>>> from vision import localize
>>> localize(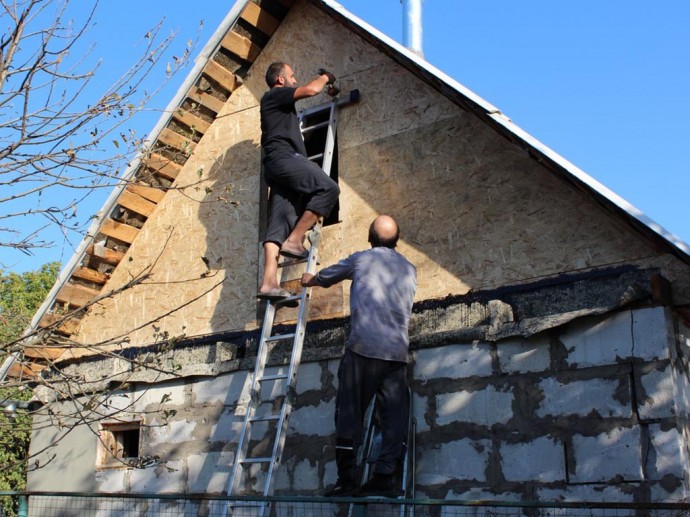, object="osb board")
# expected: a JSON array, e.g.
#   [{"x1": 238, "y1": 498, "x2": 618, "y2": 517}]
[
  {"x1": 335, "y1": 114, "x2": 666, "y2": 302},
  {"x1": 70, "y1": 90, "x2": 264, "y2": 353}
]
